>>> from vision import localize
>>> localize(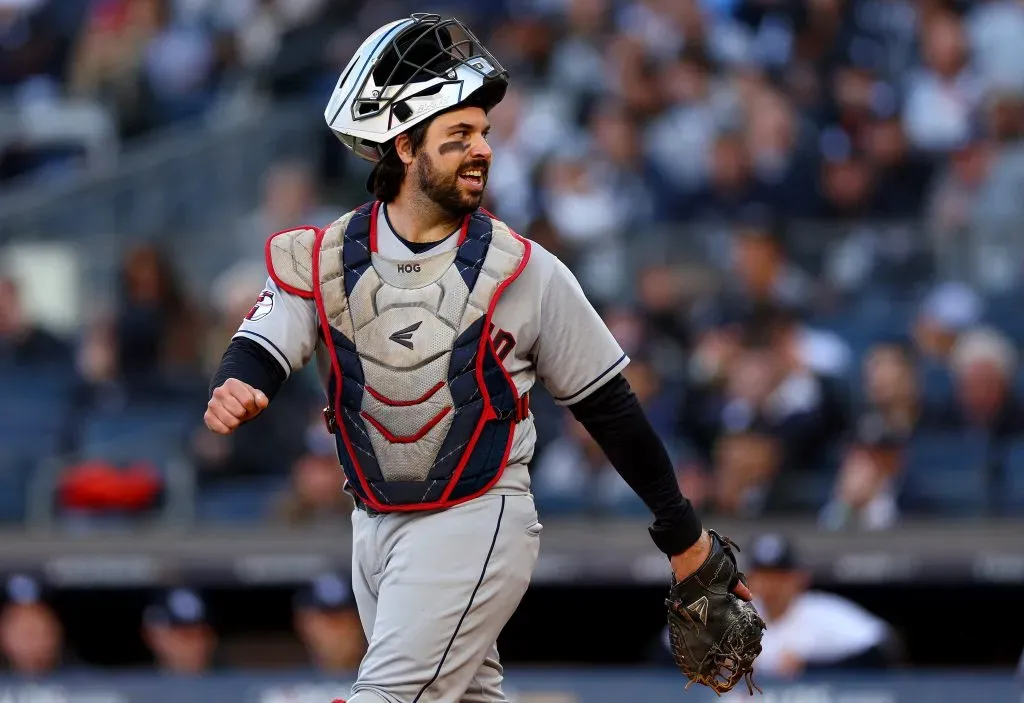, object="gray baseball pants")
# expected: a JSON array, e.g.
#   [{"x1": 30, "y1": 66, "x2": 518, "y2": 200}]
[{"x1": 346, "y1": 492, "x2": 541, "y2": 703}]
